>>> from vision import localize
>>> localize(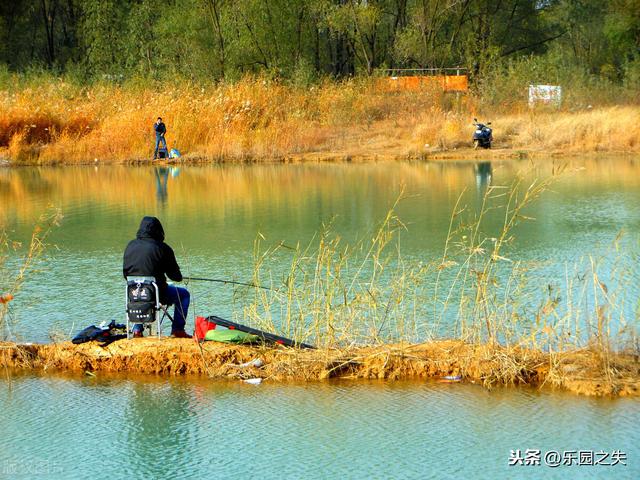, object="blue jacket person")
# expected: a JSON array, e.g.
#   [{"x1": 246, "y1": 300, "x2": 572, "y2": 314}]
[{"x1": 153, "y1": 117, "x2": 167, "y2": 159}]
